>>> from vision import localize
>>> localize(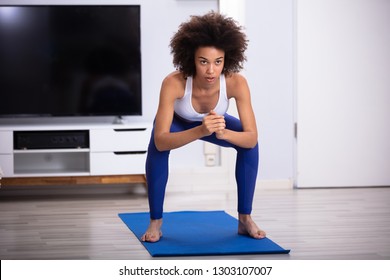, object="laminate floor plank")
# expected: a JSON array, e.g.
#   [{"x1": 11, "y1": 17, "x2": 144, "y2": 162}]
[{"x1": 0, "y1": 185, "x2": 389, "y2": 259}]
